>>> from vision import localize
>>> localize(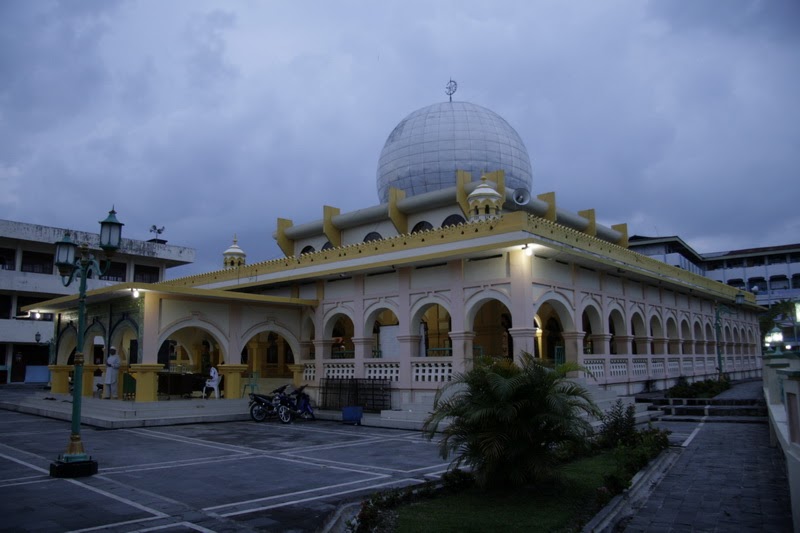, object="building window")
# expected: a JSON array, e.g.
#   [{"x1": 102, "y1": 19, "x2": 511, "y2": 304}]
[
  {"x1": 0, "y1": 248, "x2": 15, "y2": 271},
  {"x1": 768, "y1": 255, "x2": 786, "y2": 265},
  {"x1": 363, "y1": 232, "x2": 382, "y2": 243},
  {"x1": 300, "y1": 245, "x2": 315, "y2": 255},
  {"x1": 133, "y1": 264, "x2": 160, "y2": 283},
  {"x1": 442, "y1": 214, "x2": 466, "y2": 227},
  {"x1": 705, "y1": 260, "x2": 723, "y2": 271},
  {"x1": 792, "y1": 274, "x2": 800, "y2": 290},
  {"x1": 20, "y1": 251, "x2": 53, "y2": 274},
  {"x1": 726, "y1": 259, "x2": 744, "y2": 268},
  {"x1": 0, "y1": 294, "x2": 11, "y2": 319},
  {"x1": 411, "y1": 221, "x2": 433, "y2": 233},
  {"x1": 770, "y1": 276, "x2": 790, "y2": 291},
  {"x1": 99, "y1": 262, "x2": 127, "y2": 282},
  {"x1": 321, "y1": 241, "x2": 334, "y2": 251},
  {"x1": 727, "y1": 279, "x2": 746, "y2": 290}
]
